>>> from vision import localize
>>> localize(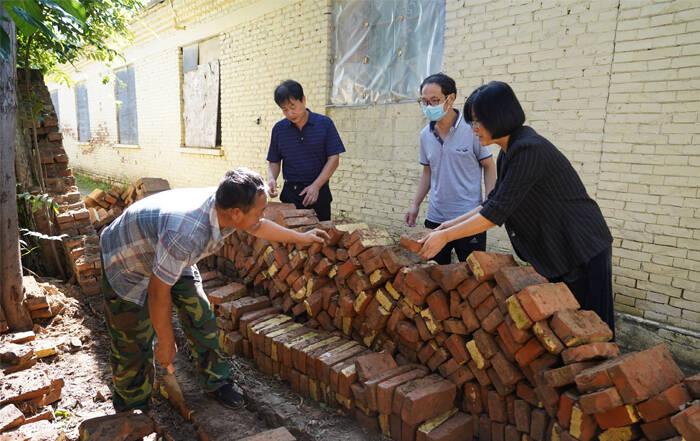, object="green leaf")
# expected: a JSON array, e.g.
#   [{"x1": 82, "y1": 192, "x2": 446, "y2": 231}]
[
  {"x1": 4, "y1": 1, "x2": 42, "y2": 37},
  {"x1": 39, "y1": 0, "x2": 86, "y2": 24},
  {"x1": 10, "y1": 4, "x2": 57, "y2": 41}
]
